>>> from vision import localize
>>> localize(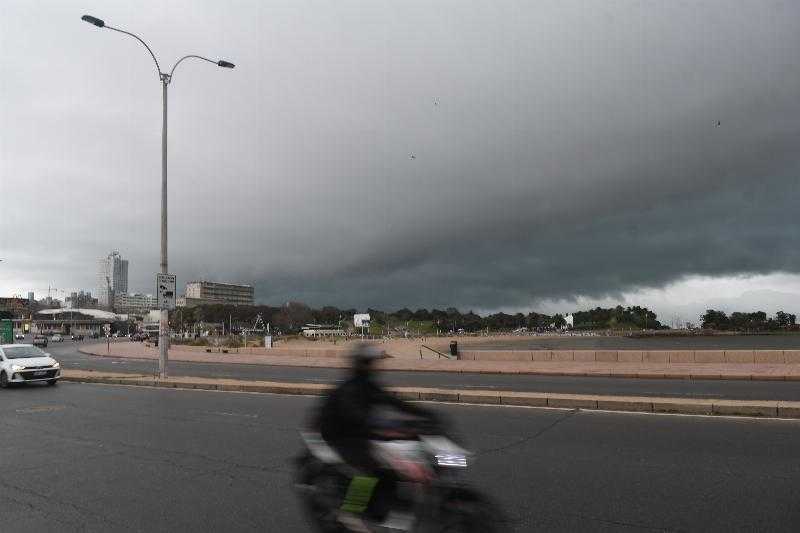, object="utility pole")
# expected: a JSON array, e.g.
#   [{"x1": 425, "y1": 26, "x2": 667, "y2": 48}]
[{"x1": 82, "y1": 14, "x2": 234, "y2": 378}]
